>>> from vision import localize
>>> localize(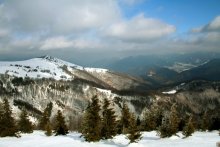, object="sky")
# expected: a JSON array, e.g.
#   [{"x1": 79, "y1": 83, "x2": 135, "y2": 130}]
[{"x1": 0, "y1": 0, "x2": 220, "y2": 65}]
